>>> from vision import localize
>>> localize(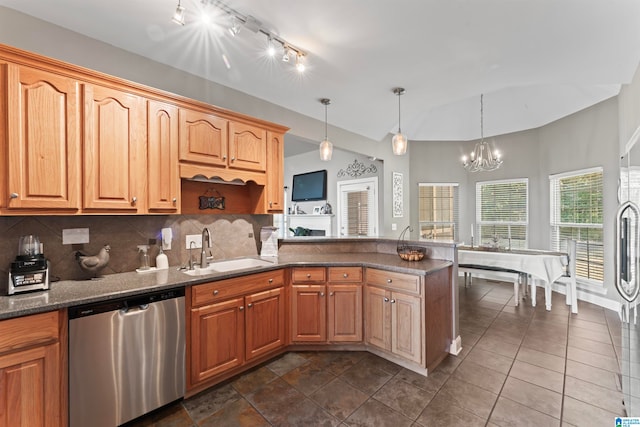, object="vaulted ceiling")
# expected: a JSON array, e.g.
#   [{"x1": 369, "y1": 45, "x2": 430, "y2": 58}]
[{"x1": 2, "y1": 0, "x2": 639, "y2": 142}]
